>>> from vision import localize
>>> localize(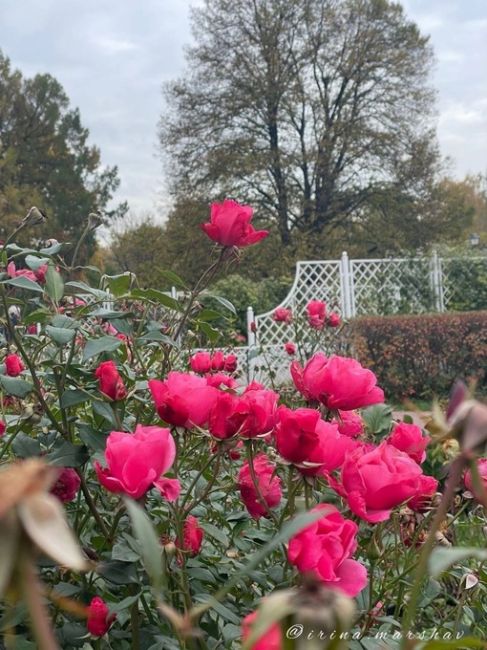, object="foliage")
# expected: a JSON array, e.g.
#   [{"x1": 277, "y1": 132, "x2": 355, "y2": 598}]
[
  {"x1": 0, "y1": 50, "x2": 127, "y2": 261},
  {"x1": 351, "y1": 311, "x2": 487, "y2": 399},
  {"x1": 1, "y1": 208, "x2": 487, "y2": 650}
]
